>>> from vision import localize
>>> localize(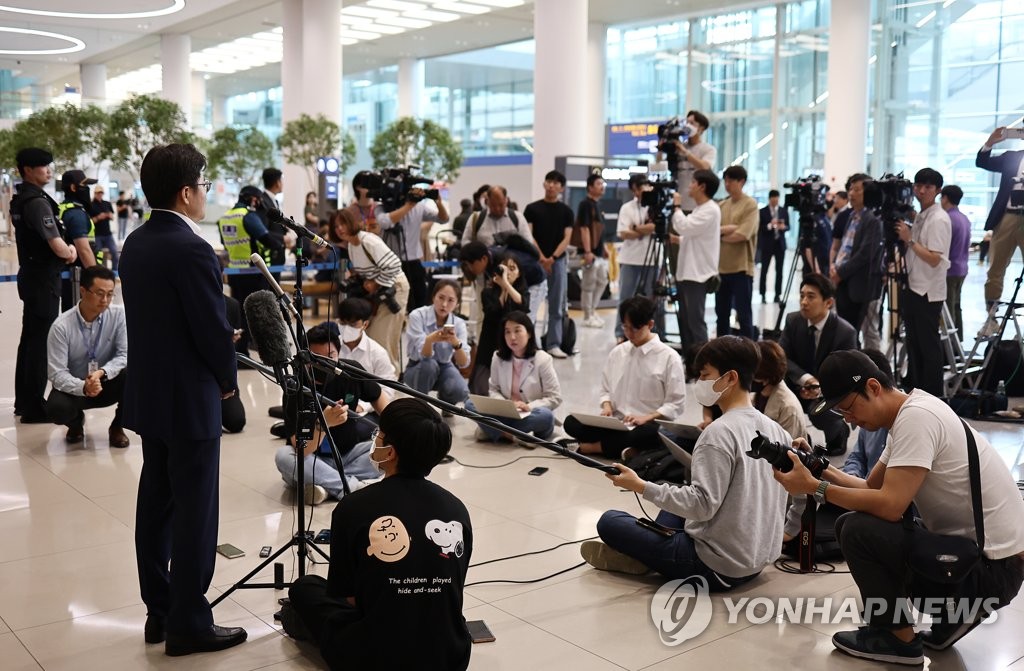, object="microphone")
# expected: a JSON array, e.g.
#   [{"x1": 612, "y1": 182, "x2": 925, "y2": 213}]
[
  {"x1": 267, "y1": 208, "x2": 330, "y2": 249},
  {"x1": 249, "y1": 252, "x2": 299, "y2": 319},
  {"x1": 243, "y1": 290, "x2": 294, "y2": 384}
]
